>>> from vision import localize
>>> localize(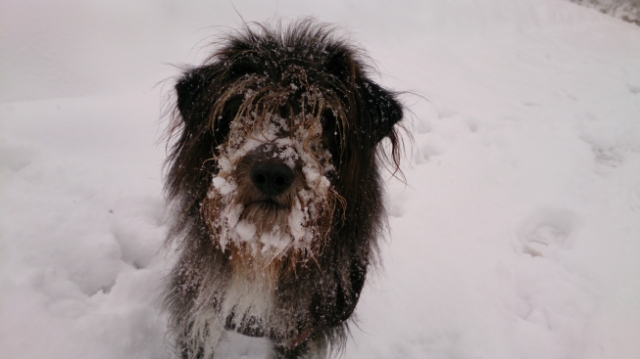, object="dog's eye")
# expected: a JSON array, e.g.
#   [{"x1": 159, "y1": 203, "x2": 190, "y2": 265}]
[
  {"x1": 320, "y1": 109, "x2": 335, "y2": 133},
  {"x1": 212, "y1": 97, "x2": 241, "y2": 145},
  {"x1": 321, "y1": 109, "x2": 341, "y2": 139}
]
